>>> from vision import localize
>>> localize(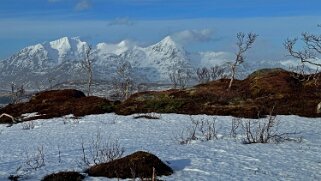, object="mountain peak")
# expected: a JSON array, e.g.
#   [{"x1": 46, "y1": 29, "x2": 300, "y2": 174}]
[
  {"x1": 49, "y1": 37, "x2": 71, "y2": 50},
  {"x1": 150, "y1": 36, "x2": 183, "y2": 51},
  {"x1": 159, "y1": 36, "x2": 177, "y2": 46},
  {"x1": 118, "y1": 40, "x2": 131, "y2": 47}
]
